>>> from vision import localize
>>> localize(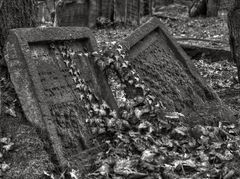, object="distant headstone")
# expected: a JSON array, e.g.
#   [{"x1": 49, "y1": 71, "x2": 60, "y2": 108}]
[
  {"x1": 56, "y1": 1, "x2": 88, "y2": 26},
  {"x1": 37, "y1": 1, "x2": 48, "y2": 24},
  {"x1": 4, "y1": 27, "x2": 117, "y2": 172},
  {"x1": 114, "y1": 0, "x2": 153, "y2": 25},
  {"x1": 115, "y1": 0, "x2": 140, "y2": 25},
  {"x1": 219, "y1": 0, "x2": 234, "y2": 10},
  {"x1": 120, "y1": 17, "x2": 234, "y2": 123},
  {"x1": 97, "y1": 0, "x2": 113, "y2": 19},
  {"x1": 56, "y1": 0, "x2": 97, "y2": 28}
]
